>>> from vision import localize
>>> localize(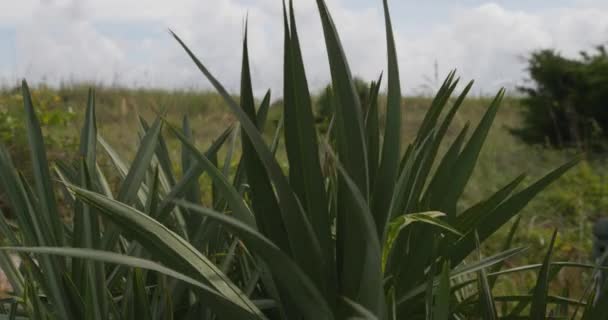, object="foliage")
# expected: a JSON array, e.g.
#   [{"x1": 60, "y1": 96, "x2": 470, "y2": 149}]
[
  {"x1": 0, "y1": 86, "x2": 76, "y2": 164},
  {"x1": 315, "y1": 76, "x2": 371, "y2": 126},
  {"x1": 509, "y1": 160, "x2": 608, "y2": 267},
  {"x1": 536, "y1": 161, "x2": 608, "y2": 223},
  {"x1": 0, "y1": 0, "x2": 595, "y2": 319},
  {"x1": 515, "y1": 46, "x2": 608, "y2": 150}
]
